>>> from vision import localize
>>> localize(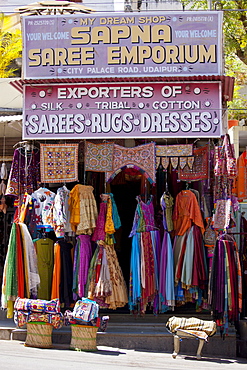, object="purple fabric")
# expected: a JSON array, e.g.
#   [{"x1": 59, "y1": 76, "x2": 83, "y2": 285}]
[
  {"x1": 77, "y1": 235, "x2": 92, "y2": 298},
  {"x1": 6, "y1": 148, "x2": 40, "y2": 198},
  {"x1": 216, "y1": 239, "x2": 225, "y2": 314},
  {"x1": 140, "y1": 196, "x2": 155, "y2": 232},
  {"x1": 92, "y1": 201, "x2": 107, "y2": 241}
]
